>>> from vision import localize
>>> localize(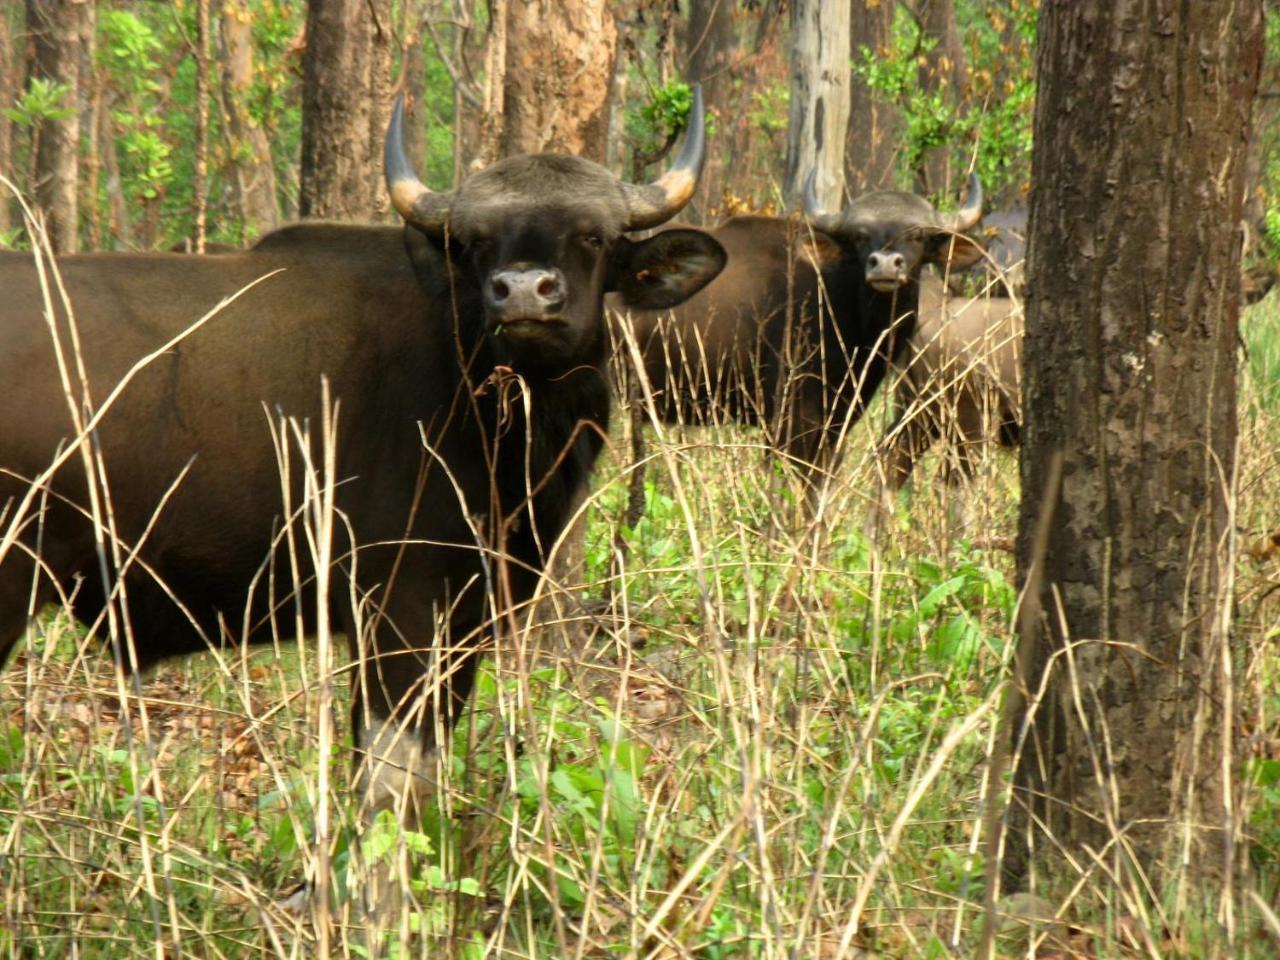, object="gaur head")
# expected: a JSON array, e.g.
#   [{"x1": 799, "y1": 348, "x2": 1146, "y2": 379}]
[
  {"x1": 385, "y1": 88, "x2": 727, "y2": 368},
  {"x1": 803, "y1": 172, "x2": 986, "y2": 293}
]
